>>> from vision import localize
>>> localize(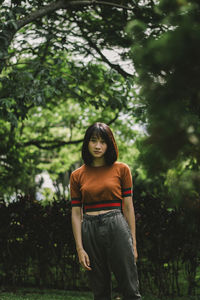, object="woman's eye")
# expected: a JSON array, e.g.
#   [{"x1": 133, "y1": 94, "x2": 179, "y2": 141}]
[{"x1": 90, "y1": 138, "x2": 105, "y2": 143}]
